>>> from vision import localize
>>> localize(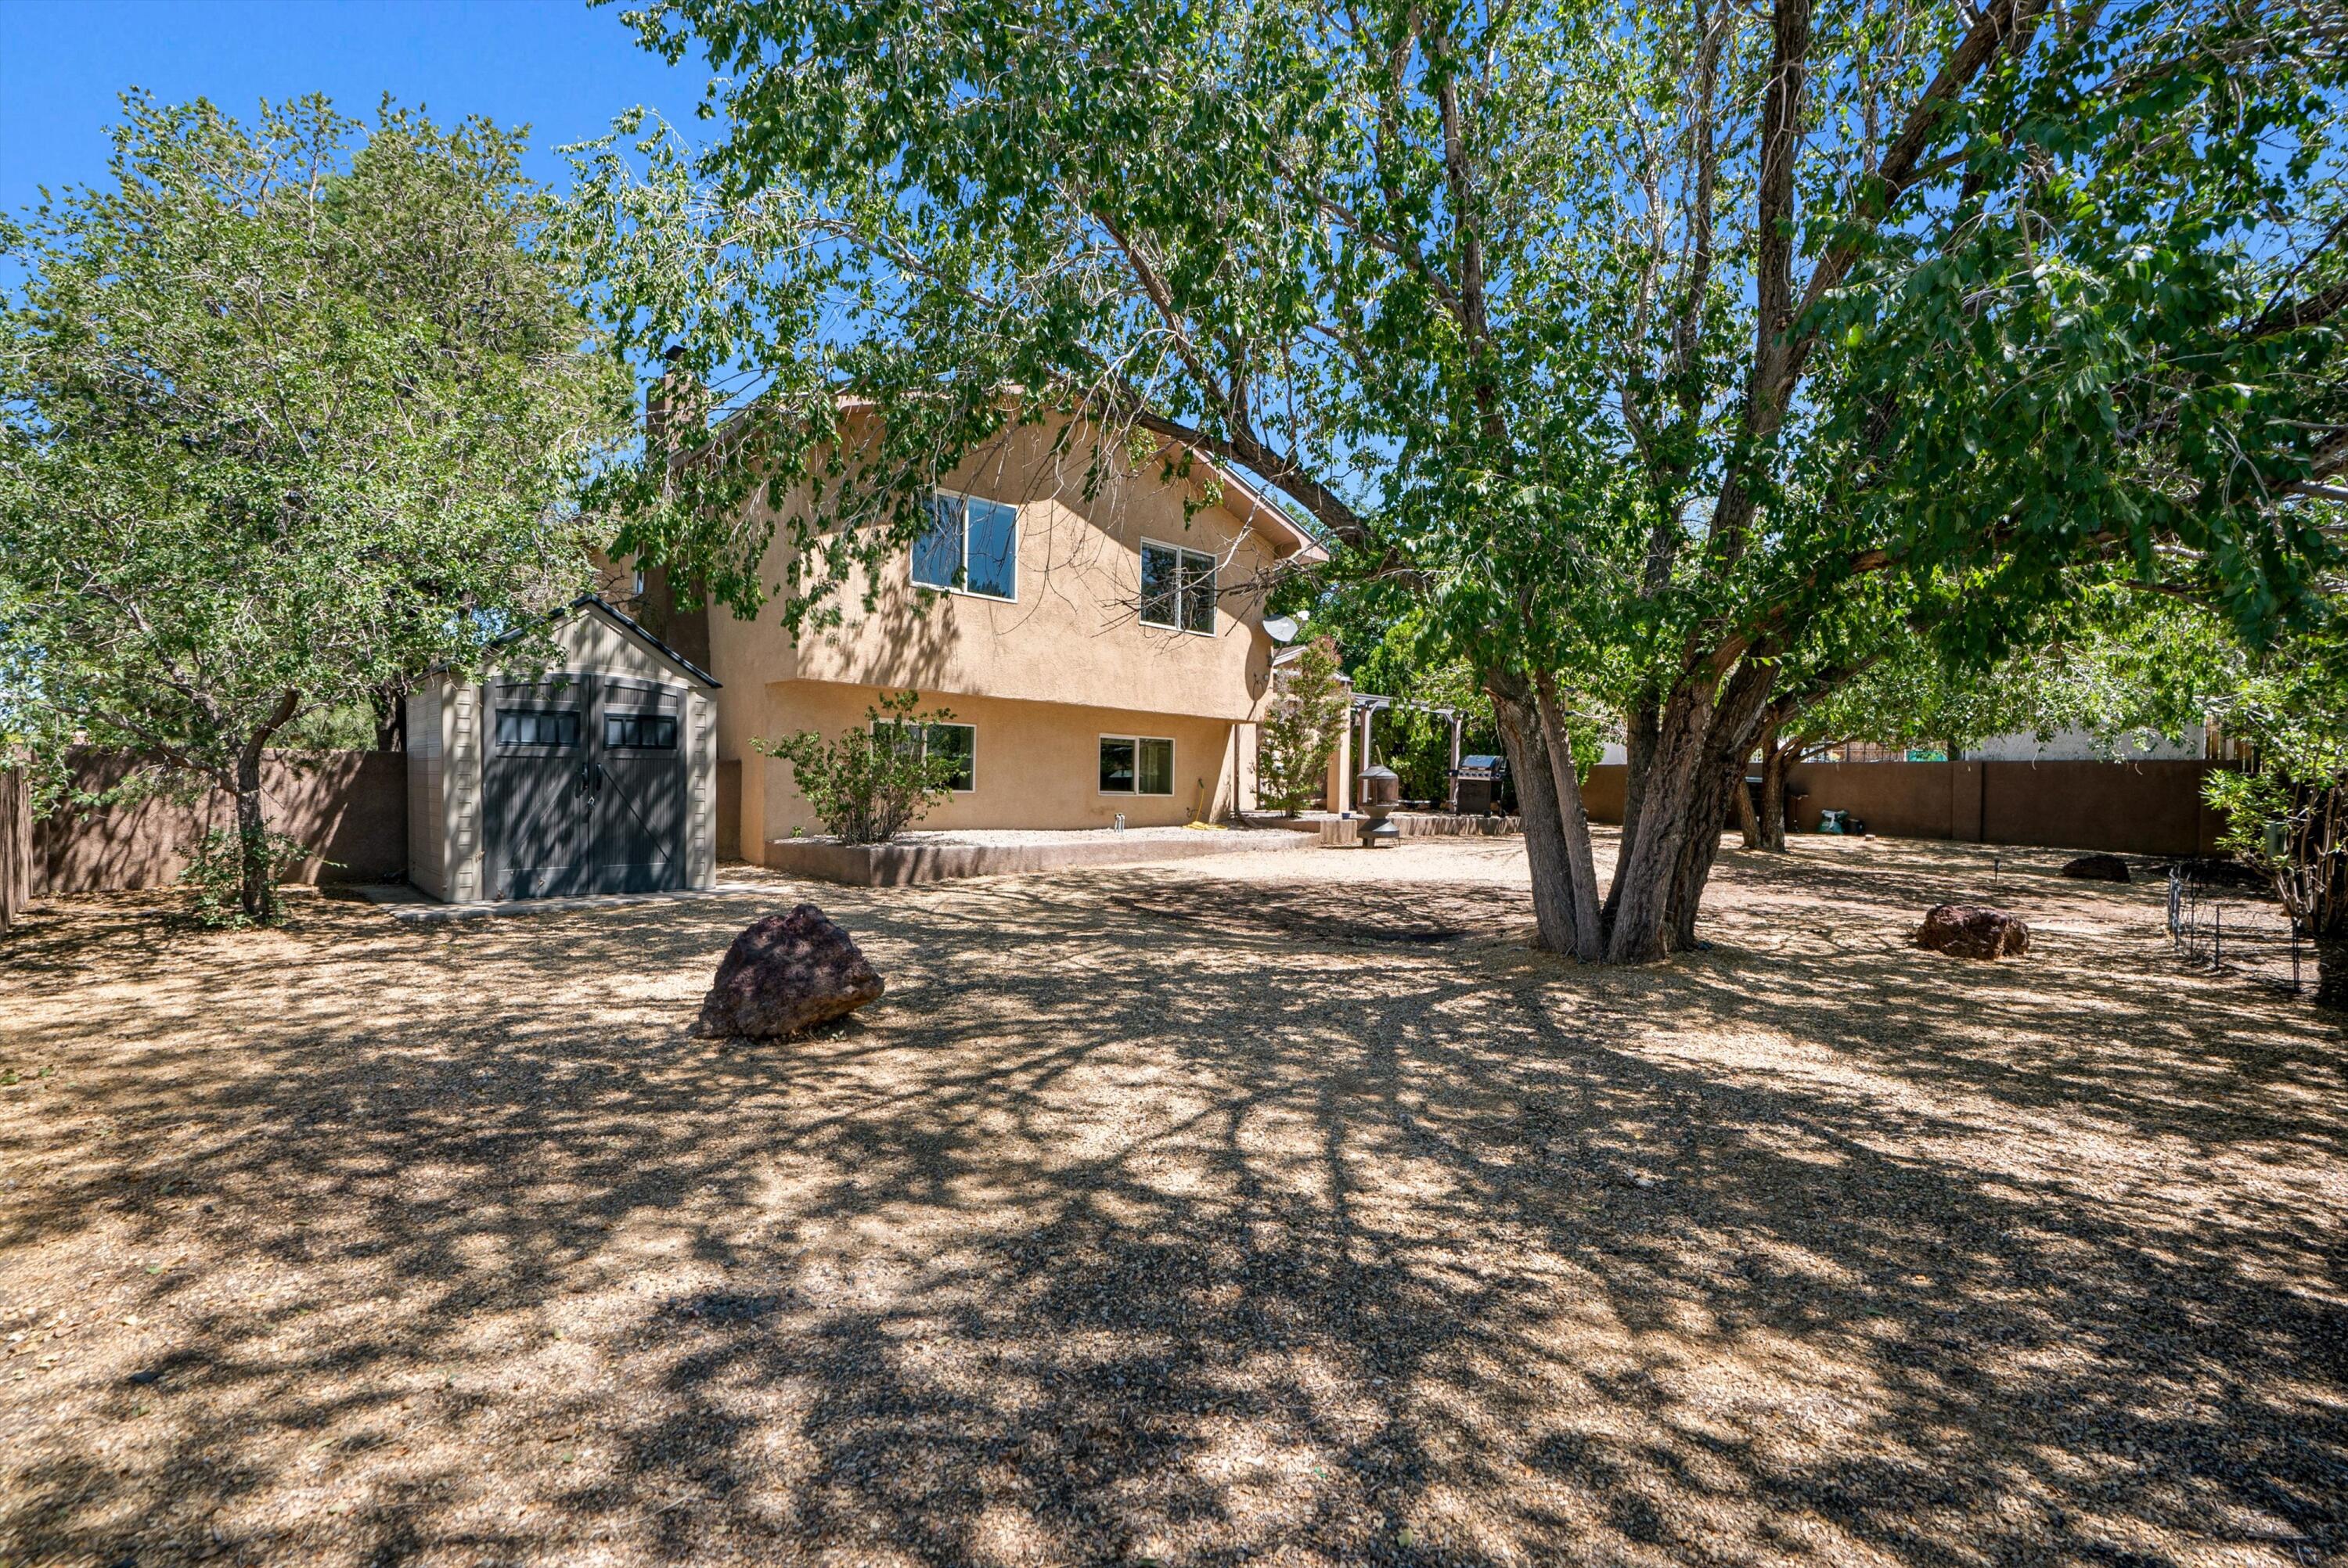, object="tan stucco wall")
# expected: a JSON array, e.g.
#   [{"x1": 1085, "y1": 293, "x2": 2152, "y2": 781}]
[
  {"x1": 703, "y1": 413, "x2": 1316, "y2": 836},
  {"x1": 707, "y1": 418, "x2": 1290, "y2": 711},
  {"x1": 748, "y1": 680, "x2": 1244, "y2": 849}
]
